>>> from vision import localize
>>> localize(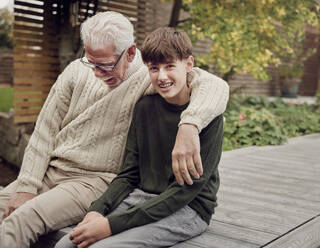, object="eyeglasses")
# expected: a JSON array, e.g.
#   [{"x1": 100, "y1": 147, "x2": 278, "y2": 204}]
[{"x1": 80, "y1": 48, "x2": 126, "y2": 72}]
